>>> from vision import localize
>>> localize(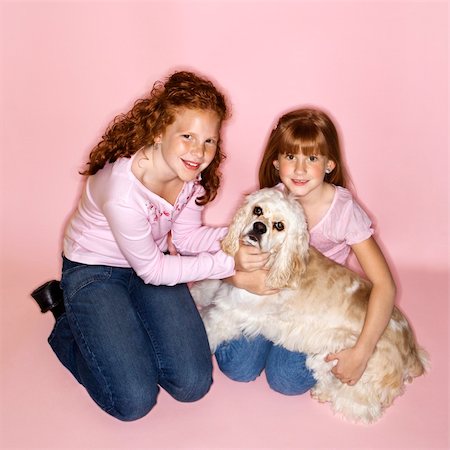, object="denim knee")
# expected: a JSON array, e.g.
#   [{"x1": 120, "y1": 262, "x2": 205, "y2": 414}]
[
  {"x1": 265, "y1": 347, "x2": 316, "y2": 396},
  {"x1": 215, "y1": 336, "x2": 271, "y2": 382},
  {"x1": 105, "y1": 381, "x2": 159, "y2": 422},
  {"x1": 161, "y1": 360, "x2": 213, "y2": 403}
]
